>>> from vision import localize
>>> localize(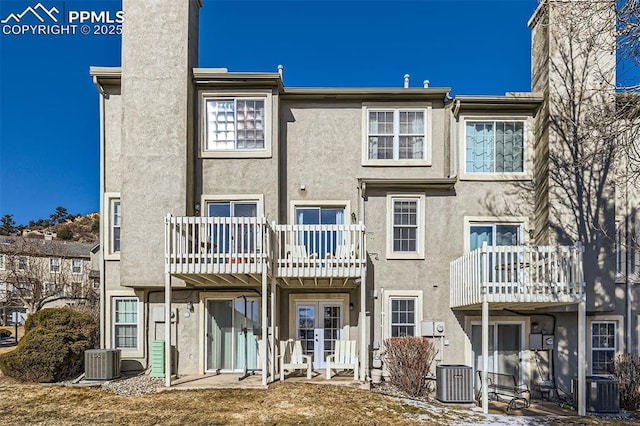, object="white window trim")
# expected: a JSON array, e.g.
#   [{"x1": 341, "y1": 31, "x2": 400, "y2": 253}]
[
  {"x1": 587, "y1": 316, "x2": 623, "y2": 376},
  {"x1": 200, "y1": 90, "x2": 273, "y2": 159},
  {"x1": 386, "y1": 194, "x2": 425, "y2": 260},
  {"x1": 362, "y1": 102, "x2": 432, "y2": 166},
  {"x1": 458, "y1": 114, "x2": 533, "y2": 181},
  {"x1": 112, "y1": 296, "x2": 141, "y2": 353},
  {"x1": 288, "y1": 200, "x2": 352, "y2": 226},
  {"x1": 71, "y1": 259, "x2": 83, "y2": 274},
  {"x1": 49, "y1": 258, "x2": 61, "y2": 273},
  {"x1": 383, "y1": 290, "x2": 423, "y2": 340},
  {"x1": 104, "y1": 192, "x2": 120, "y2": 260},
  {"x1": 201, "y1": 194, "x2": 265, "y2": 218},
  {"x1": 463, "y1": 216, "x2": 529, "y2": 253}
]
